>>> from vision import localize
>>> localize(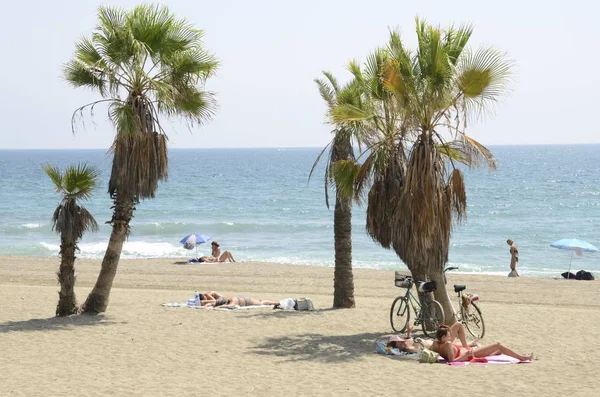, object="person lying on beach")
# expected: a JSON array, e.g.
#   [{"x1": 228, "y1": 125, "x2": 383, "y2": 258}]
[
  {"x1": 196, "y1": 291, "x2": 223, "y2": 306},
  {"x1": 386, "y1": 325, "x2": 434, "y2": 353},
  {"x1": 210, "y1": 295, "x2": 279, "y2": 309},
  {"x1": 432, "y1": 324, "x2": 533, "y2": 362},
  {"x1": 199, "y1": 241, "x2": 237, "y2": 263}
]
